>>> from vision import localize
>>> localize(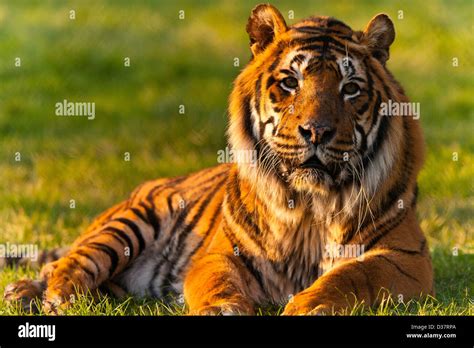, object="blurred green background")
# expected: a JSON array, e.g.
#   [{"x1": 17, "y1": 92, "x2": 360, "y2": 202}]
[{"x1": 0, "y1": 0, "x2": 472, "y2": 314}]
